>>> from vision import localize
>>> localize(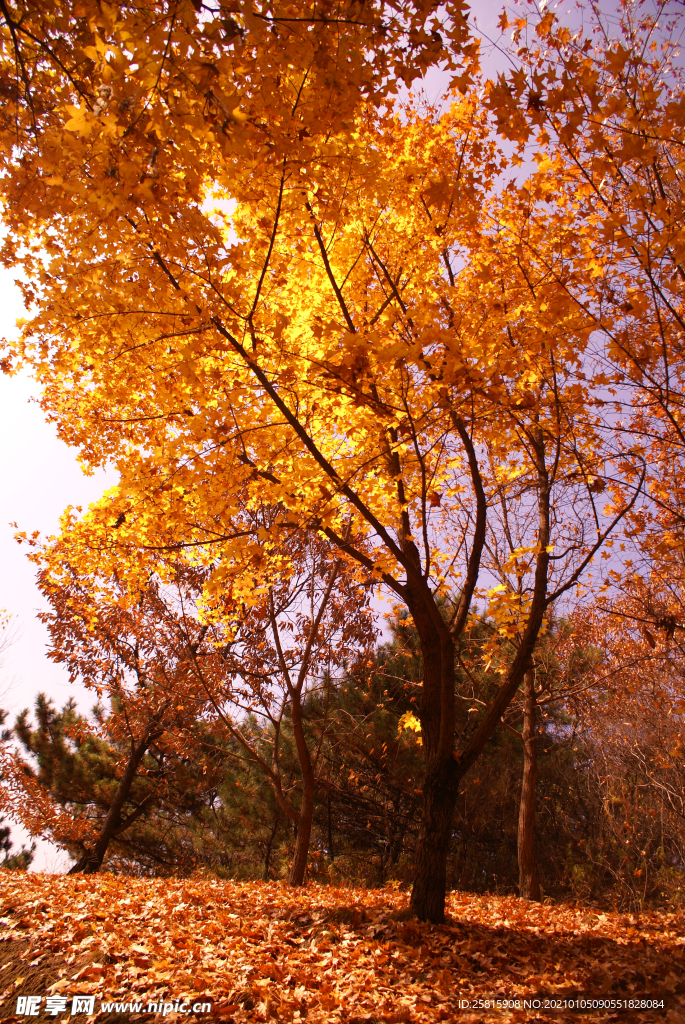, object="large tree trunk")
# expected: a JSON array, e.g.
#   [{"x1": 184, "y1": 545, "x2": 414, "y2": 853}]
[
  {"x1": 518, "y1": 669, "x2": 541, "y2": 900},
  {"x1": 404, "y1": 420, "x2": 488, "y2": 924},
  {"x1": 68, "y1": 728, "x2": 159, "y2": 875},
  {"x1": 287, "y1": 685, "x2": 316, "y2": 886},
  {"x1": 408, "y1": 593, "x2": 459, "y2": 923},
  {"x1": 403, "y1": 427, "x2": 551, "y2": 923},
  {"x1": 410, "y1": 758, "x2": 459, "y2": 921},
  {"x1": 288, "y1": 773, "x2": 314, "y2": 885},
  {"x1": 407, "y1": 532, "x2": 551, "y2": 919}
]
